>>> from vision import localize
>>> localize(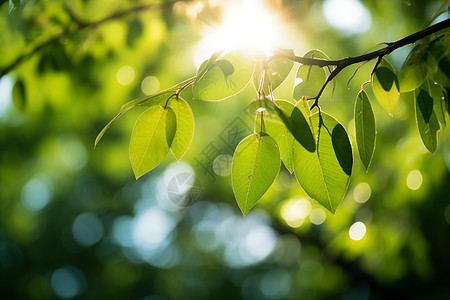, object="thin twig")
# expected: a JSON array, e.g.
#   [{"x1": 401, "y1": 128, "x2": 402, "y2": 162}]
[
  {"x1": 176, "y1": 77, "x2": 196, "y2": 95},
  {"x1": 257, "y1": 69, "x2": 265, "y2": 99},
  {"x1": 309, "y1": 66, "x2": 342, "y2": 111},
  {"x1": 347, "y1": 60, "x2": 370, "y2": 90}
]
